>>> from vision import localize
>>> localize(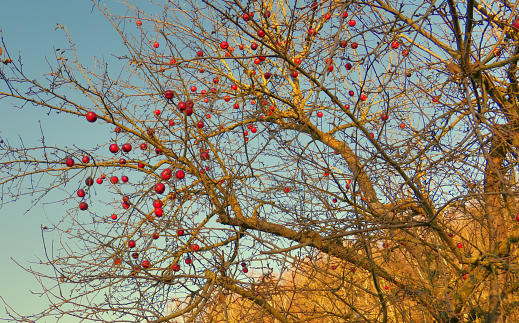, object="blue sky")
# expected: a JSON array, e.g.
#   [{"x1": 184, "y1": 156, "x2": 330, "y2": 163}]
[{"x1": 0, "y1": 2, "x2": 125, "y2": 320}]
